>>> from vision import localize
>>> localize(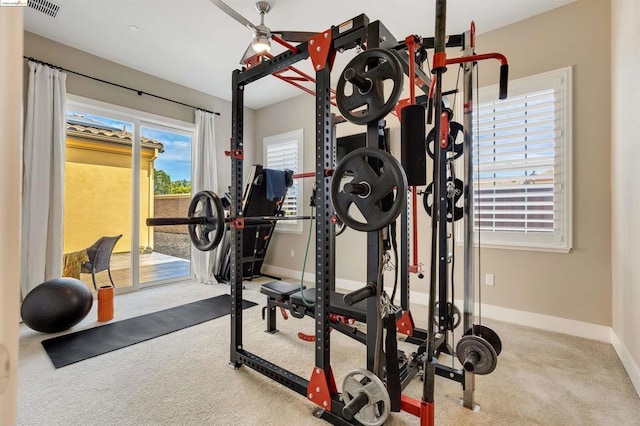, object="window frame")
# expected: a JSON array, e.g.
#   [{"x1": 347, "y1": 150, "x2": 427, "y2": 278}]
[
  {"x1": 262, "y1": 129, "x2": 304, "y2": 234},
  {"x1": 458, "y1": 66, "x2": 573, "y2": 253}
]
